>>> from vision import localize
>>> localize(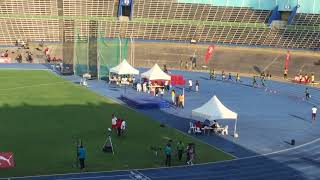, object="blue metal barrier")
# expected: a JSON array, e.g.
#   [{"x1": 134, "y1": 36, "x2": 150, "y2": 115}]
[{"x1": 268, "y1": 6, "x2": 280, "y2": 25}]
